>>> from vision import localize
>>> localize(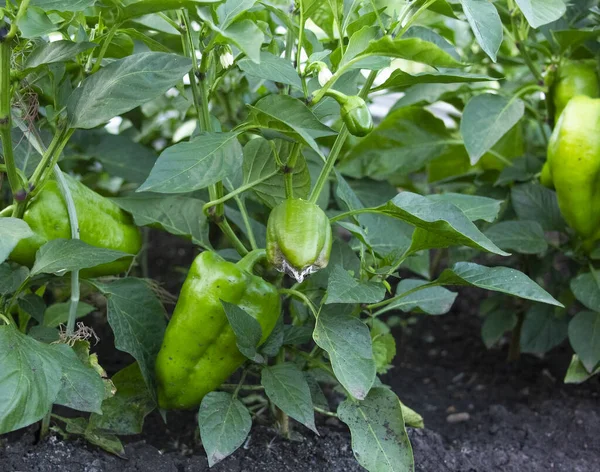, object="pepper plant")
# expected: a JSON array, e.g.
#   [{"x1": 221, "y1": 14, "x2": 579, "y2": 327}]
[{"x1": 0, "y1": 1, "x2": 582, "y2": 471}]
